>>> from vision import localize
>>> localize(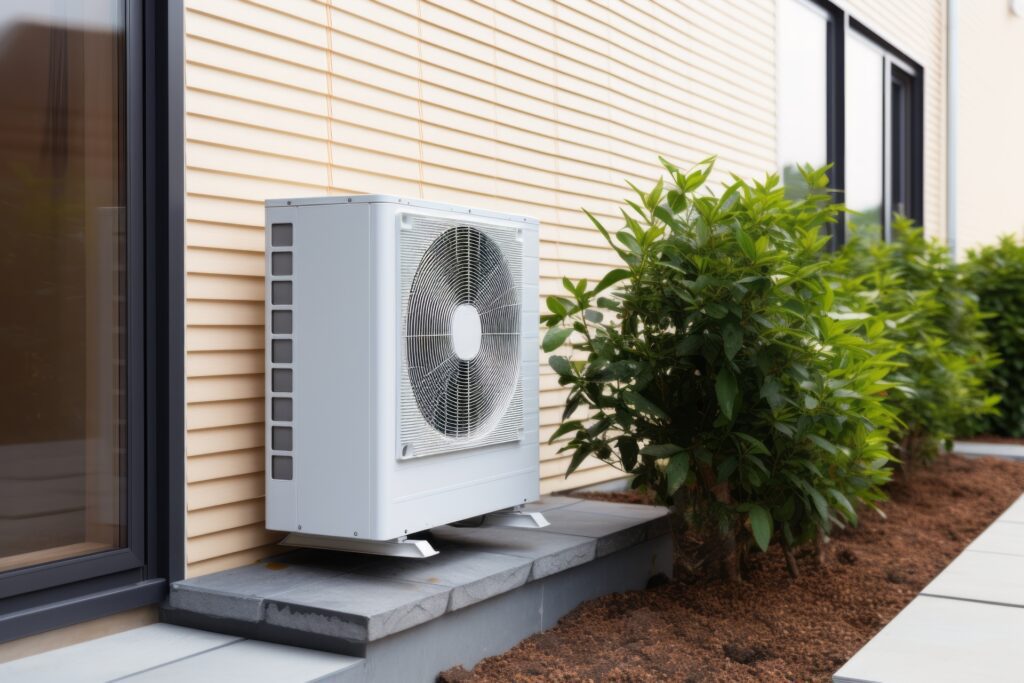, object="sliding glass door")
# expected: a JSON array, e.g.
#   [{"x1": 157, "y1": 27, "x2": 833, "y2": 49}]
[
  {"x1": 0, "y1": 0, "x2": 128, "y2": 574},
  {"x1": 0, "y1": 0, "x2": 182, "y2": 641}
]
